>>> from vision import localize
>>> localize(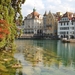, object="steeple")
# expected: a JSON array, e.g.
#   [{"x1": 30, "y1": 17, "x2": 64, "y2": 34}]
[
  {"x1": 43, "y1": 11, "x2": 47, "y2": 16},
  {"x1": 33, "y1": 7, "x2": 36, "y2": 12},
  {"x1": 49, "y1": 11, "x2": 51, "y2": 14},
  {"x1": 31, "y1": 8, "x2": 39, "y2": 19}
]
